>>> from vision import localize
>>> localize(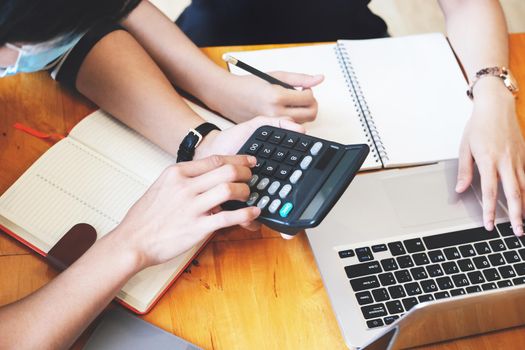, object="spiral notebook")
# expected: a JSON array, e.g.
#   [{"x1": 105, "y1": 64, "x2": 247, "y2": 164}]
[{"x1": 226, "y1": 33, "x2": 472, "y2": 170}]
